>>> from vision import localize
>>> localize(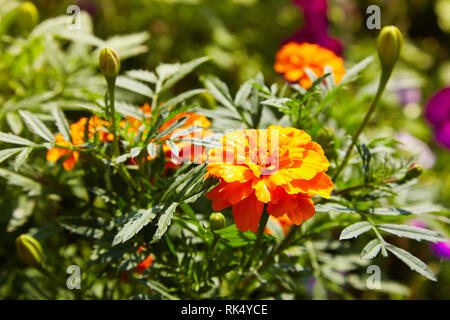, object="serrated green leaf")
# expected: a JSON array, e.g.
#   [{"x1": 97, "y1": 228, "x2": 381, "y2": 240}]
[
  {"x1": 112, "y1": 207, "x2": 159, "y2": 246},
  {"x1": 126, "y1": 69, "x2": 157, "y2": 83},
  {"x1": 116, "y1": 76, "x2": 154, "y2": 98},
  {"x1": 19, "y1": 110, "x2": 54, "y2": 142},
  {"x1": 361, "y1": 239, "x2": 382, "y2": 260},
  {"x1": 58, "y1": 217, "x2": 105, "y2": 239},
  {"x1": 14, "y1": 148, "x2": 32, "y2": 171},
  {"x1": 152, "y1": 203, "x2": 178, "y2": 243},
  {"x1": 339, "y1": 221, "x2": 373, "y2": 240},
  {"x1": 161, "y1": 57, "x2": 209, "y2": 92},
  {"x1": 202, "y1": 75, "x2": 237, "y2": 113},
  {"x1": 51, "y1": 107, "x2": 71, "y2": 142},
  {"x1": 159, "y1": 89, "x2": 206, "y2": 111},
  {"x1": 0, "y1": 132, "x2": 35, "y2": 146},
  {"x1": 0, "y1": 148, "x2": 24, "y2": 164},
  {"x1": 377, "y1": 224, "x2": 446, "y2": 243},
  {"x1": 386, "y1": 243, "x2": 437, "y2": 281}
]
